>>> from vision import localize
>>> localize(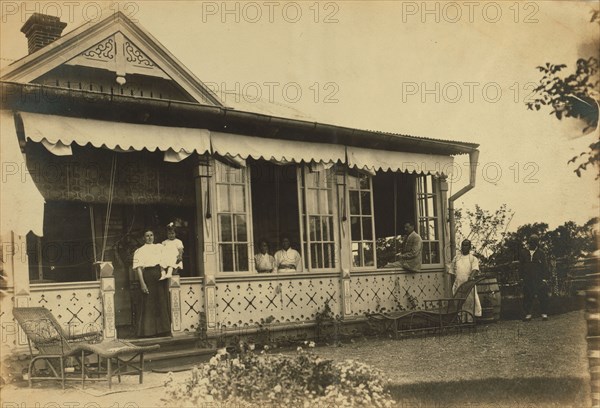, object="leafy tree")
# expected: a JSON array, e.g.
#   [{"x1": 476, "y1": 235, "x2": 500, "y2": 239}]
[
  {"x1": 454, "y1": 204, "x2": 514, "y2": 267},
  {"x1": 526, "y1": 9, "x2": 599, "y2": 178}
]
